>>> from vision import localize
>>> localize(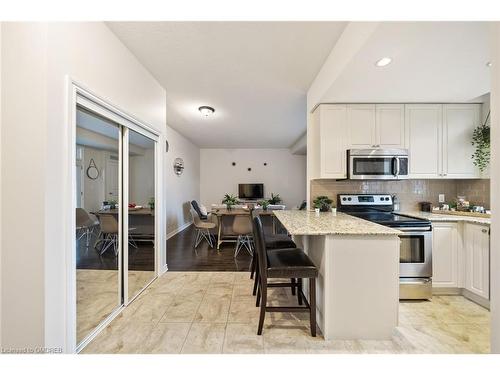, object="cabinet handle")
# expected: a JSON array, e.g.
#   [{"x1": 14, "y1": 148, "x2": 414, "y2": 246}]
[{"x1": 482, "y1": 229, "x2": 488, "y2": 233}]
